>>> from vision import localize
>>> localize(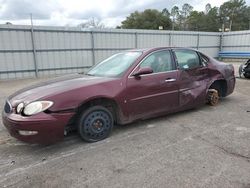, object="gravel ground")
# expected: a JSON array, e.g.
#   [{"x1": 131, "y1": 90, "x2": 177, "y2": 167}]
[{"x1": 0, "y1": 63, "x2": 250, "y2": 188}]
